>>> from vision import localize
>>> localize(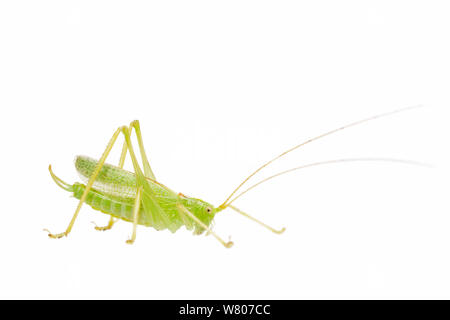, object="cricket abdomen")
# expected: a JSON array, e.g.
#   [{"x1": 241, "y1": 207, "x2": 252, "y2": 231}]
[{"x1": 72, "y1": 183, "x2": 138, "y2": 224}]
